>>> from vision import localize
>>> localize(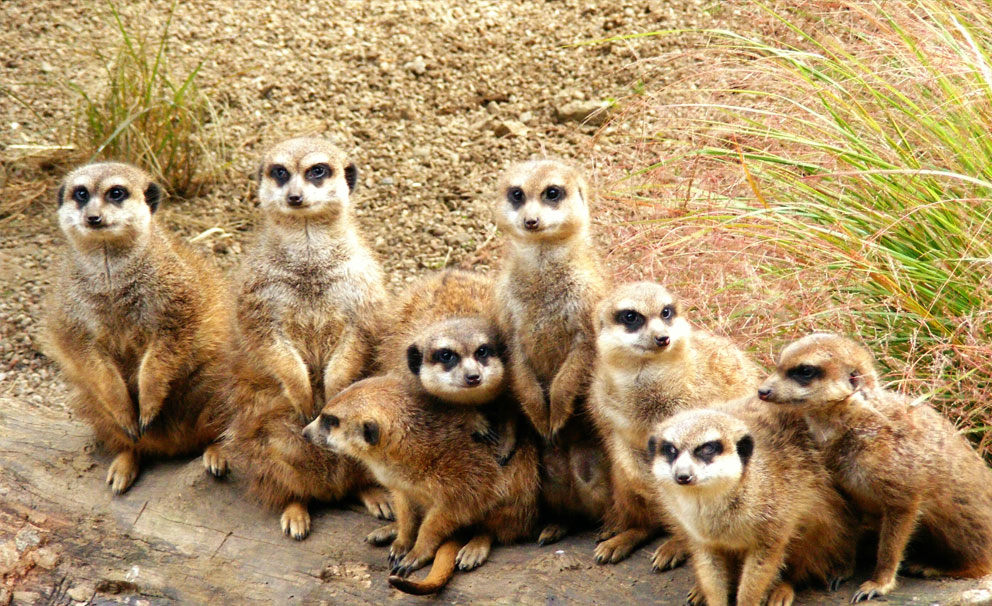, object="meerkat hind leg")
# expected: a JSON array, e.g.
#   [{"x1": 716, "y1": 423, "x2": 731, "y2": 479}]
[
  {"x1": 538, "y1": 523, "x2": 569, "y2": 546},
  {"x1": 367, "y1": 523, "x2": 398, "y2": 546},
  {"x1": 766, "y1": 582, "x2": 795, "y2": 606},
  {"x1": 106, "y1": 449, "x2": 140, "y2": 495},
  {"x1": 457, "y1": 533, "x2": 493, "y2": 571},
  {"x1": 358, "y1": 486, "x2": 394, "y2": 520},
  {"x1": 652, "y1": 534, "x2": 690, "y2": 572}
]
